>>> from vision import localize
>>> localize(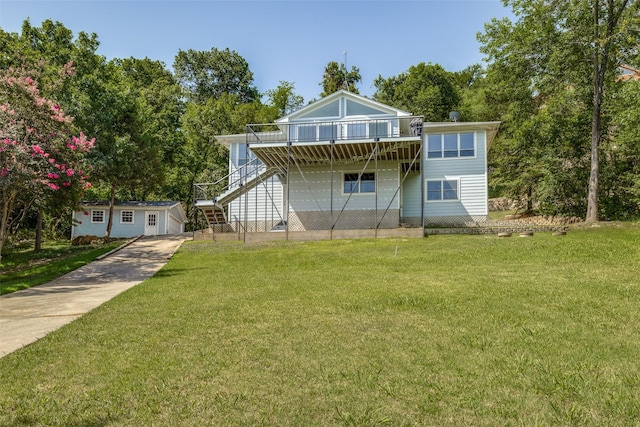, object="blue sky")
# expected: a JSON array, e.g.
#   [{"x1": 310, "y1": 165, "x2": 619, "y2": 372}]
[{"x1": 0, "y1": 0, "x2": 513, "y2": 102}]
